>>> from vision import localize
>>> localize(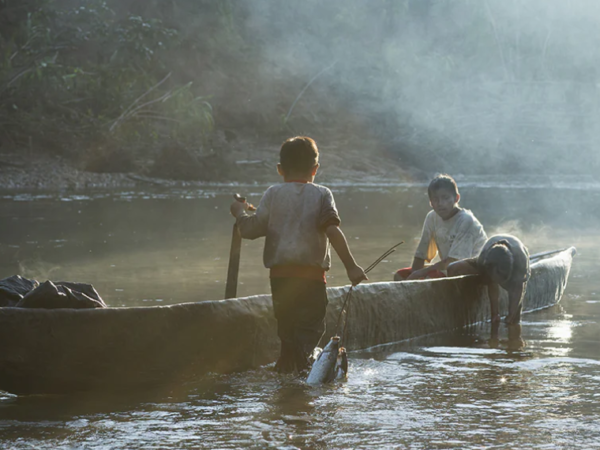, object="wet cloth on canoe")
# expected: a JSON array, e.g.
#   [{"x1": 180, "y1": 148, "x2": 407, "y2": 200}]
[
  {"x1": 0, "y1": 275, "x2": 39, "y2": 307},
  {"x1": 0, "y1": 276, "x2": 106, "y2": 309},
  {"x1": 414, "y1": 209, "x2": 487, "y2": 263}
]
